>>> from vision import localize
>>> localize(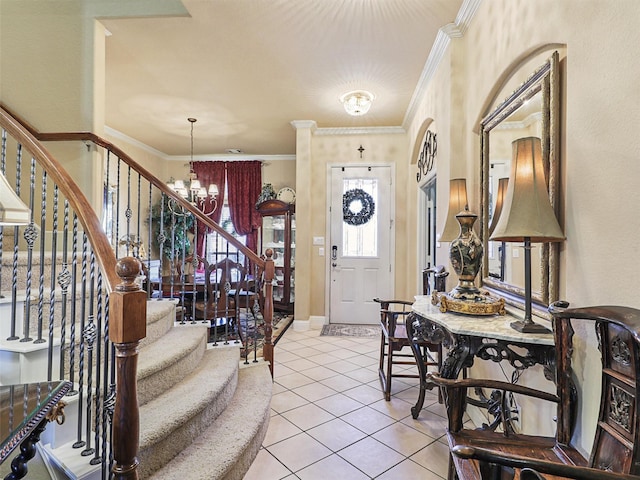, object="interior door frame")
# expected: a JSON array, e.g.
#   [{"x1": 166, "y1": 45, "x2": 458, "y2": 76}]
[
  {"x1": 417, "y1": 172, "x2": 437, "y2": 290},
  {"x1": 324, "y1": 163, "x2": 396, "y2": 320}
]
